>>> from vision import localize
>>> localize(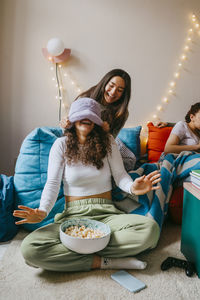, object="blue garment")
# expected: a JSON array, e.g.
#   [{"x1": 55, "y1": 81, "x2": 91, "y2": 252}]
[{"x1": 0, "y1": 174, "x2": 18, "y2": 241}]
